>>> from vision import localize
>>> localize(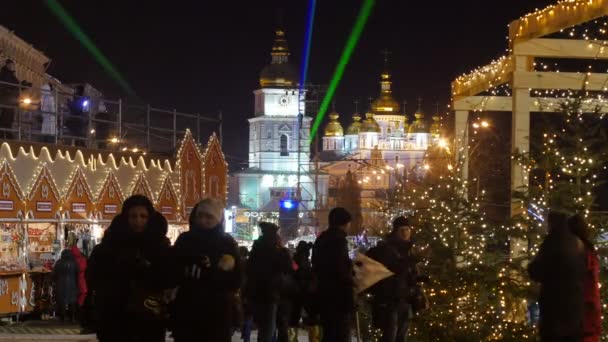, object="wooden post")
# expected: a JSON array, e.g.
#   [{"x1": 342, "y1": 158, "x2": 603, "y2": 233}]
[{"x1": 510, "y1": 55, "x2": 532, "y2": 258}]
